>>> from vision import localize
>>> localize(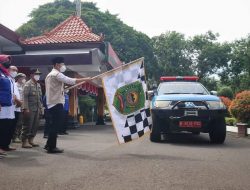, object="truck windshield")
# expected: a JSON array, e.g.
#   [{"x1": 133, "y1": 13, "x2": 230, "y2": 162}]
[{"x1": 158, "y1": 82, "x2": 209, "y2": 95}]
